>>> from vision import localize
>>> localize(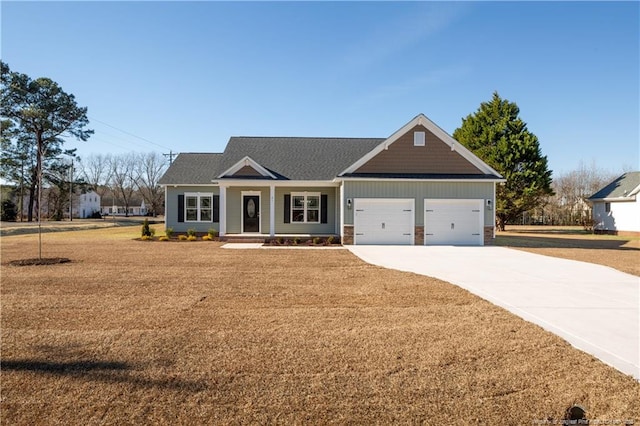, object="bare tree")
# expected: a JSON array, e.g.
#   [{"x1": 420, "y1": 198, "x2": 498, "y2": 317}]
[
  {"x1": 133, "y1": 152, "x2": 167, "y2": 216},
  {"x1": 544, "y1": 161, "x2": 618, "y2": 225},
  {"x1": 80, "y1": 153, "x2": 112, "y2": 199},
  {"x1": 109, "y1": 154, "x2": 136, "y2": 217}
]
